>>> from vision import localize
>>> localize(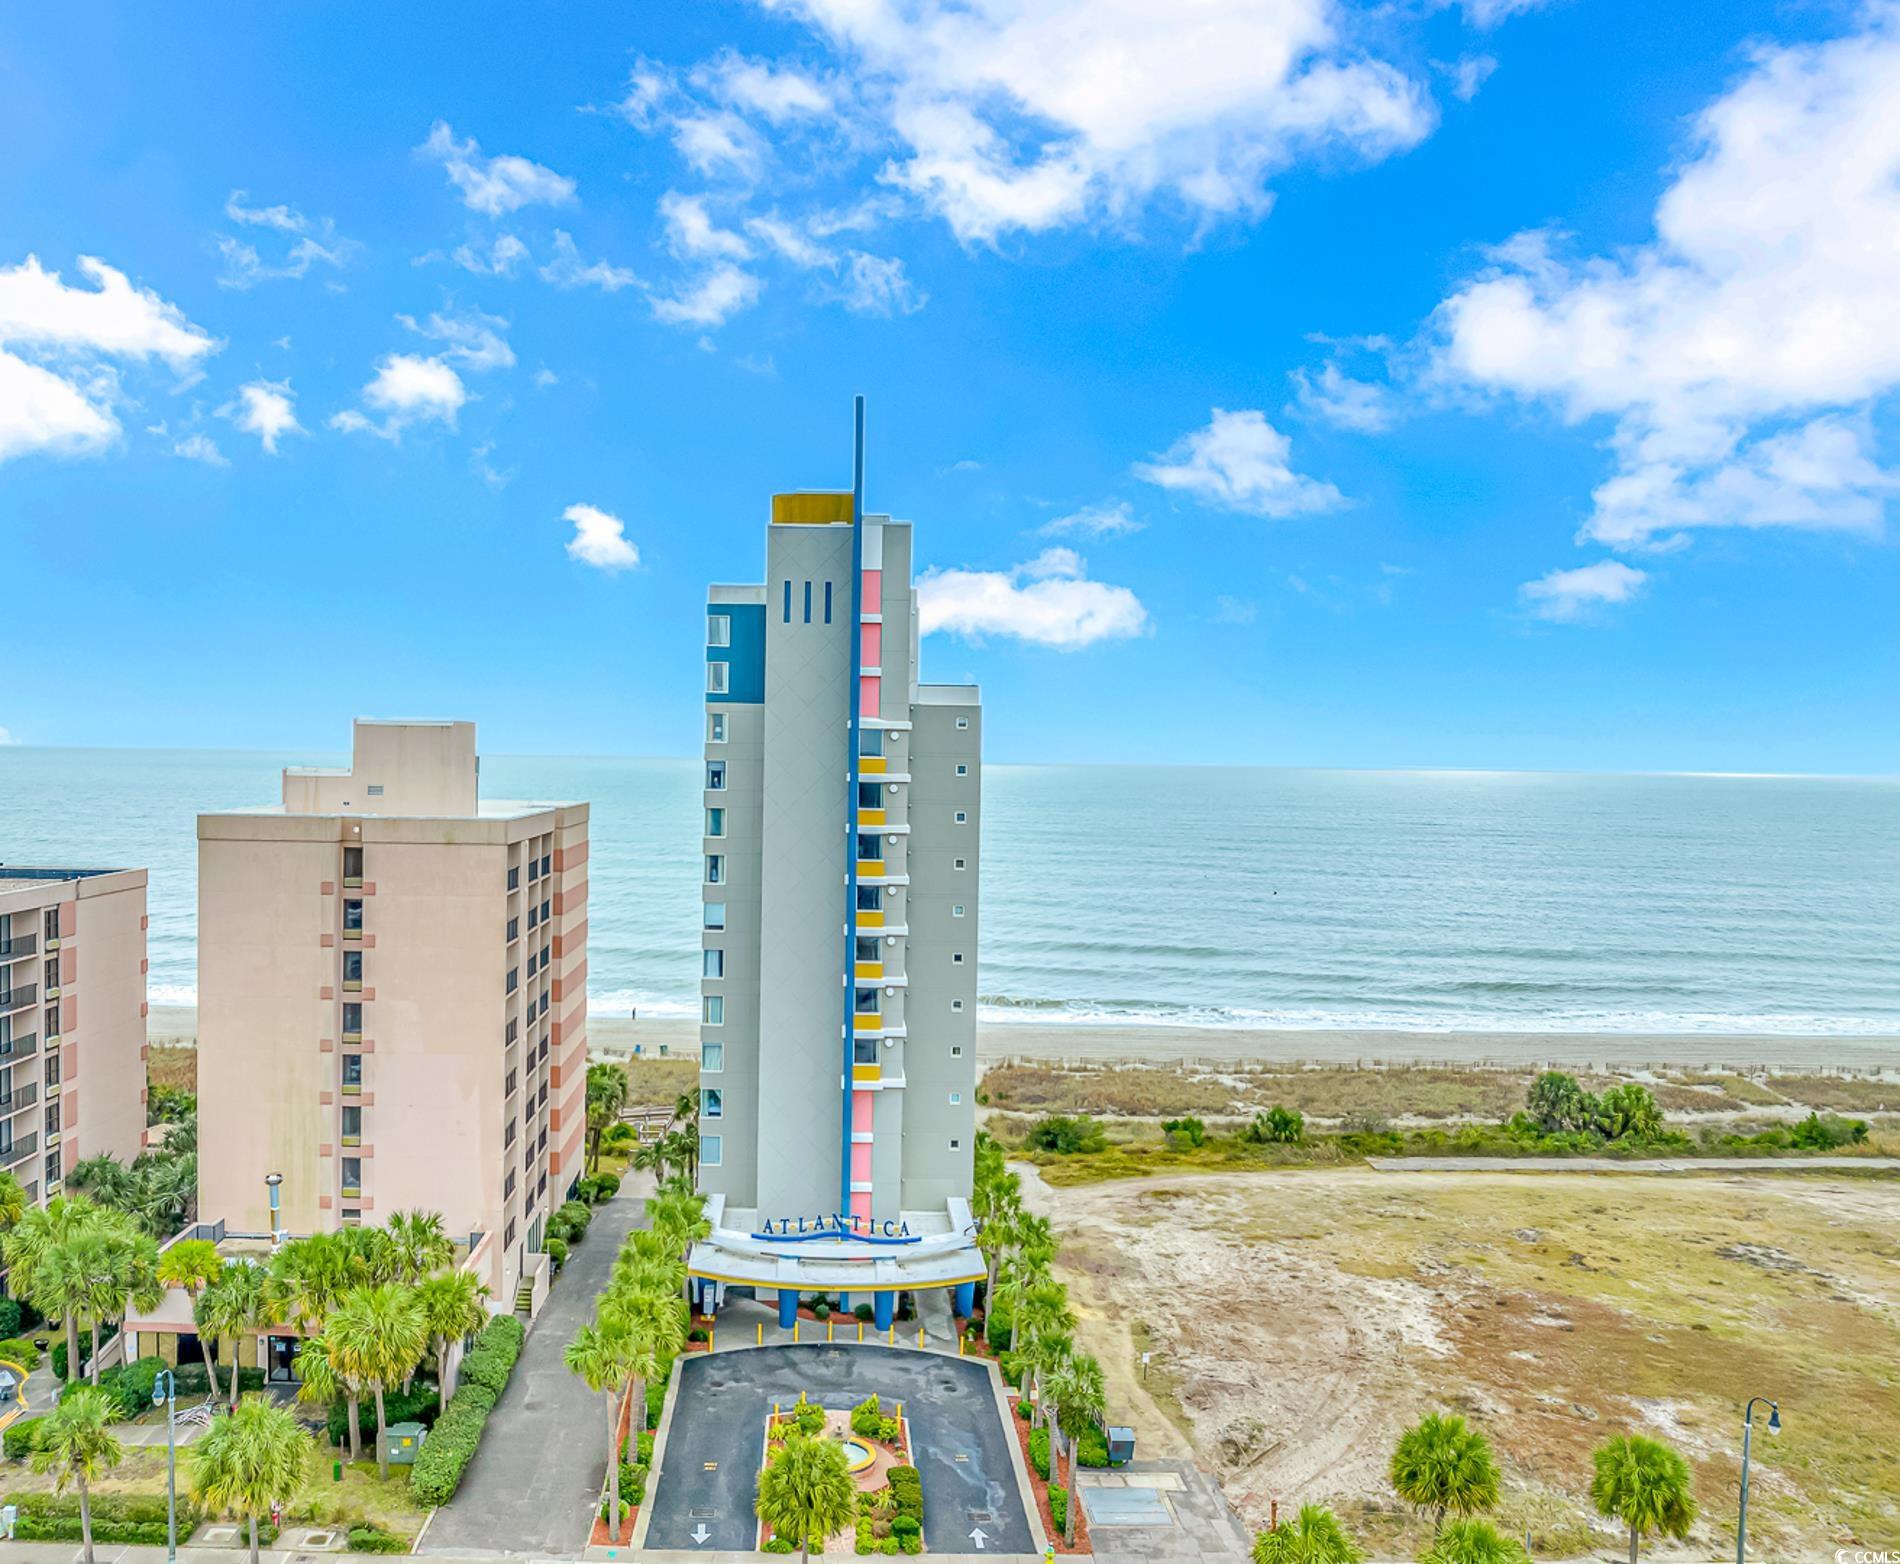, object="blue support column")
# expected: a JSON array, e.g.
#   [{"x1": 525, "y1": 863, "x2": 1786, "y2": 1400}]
[
  {"x1": 953, "y1": 1281, "x2": 976, "y2": 1318},
  {"x1": 839, "y1": 1293, "x2": 851, "y2": 1313},
  {"x1": 778, "y1": 1289, "x2": 799, "y2": 1329},
  {"x1": 873, "y1": 1290, "x2": 895, "y2": 1331}
]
